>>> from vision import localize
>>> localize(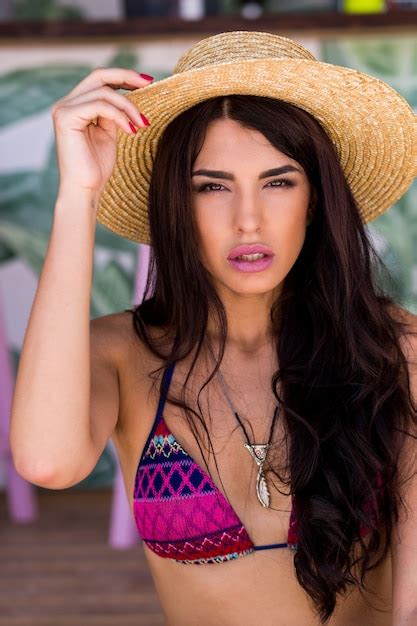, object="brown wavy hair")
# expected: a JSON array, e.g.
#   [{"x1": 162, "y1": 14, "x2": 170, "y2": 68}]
[{"x1": 125, "y1": 95, "x2": 417, "y2": 623}]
